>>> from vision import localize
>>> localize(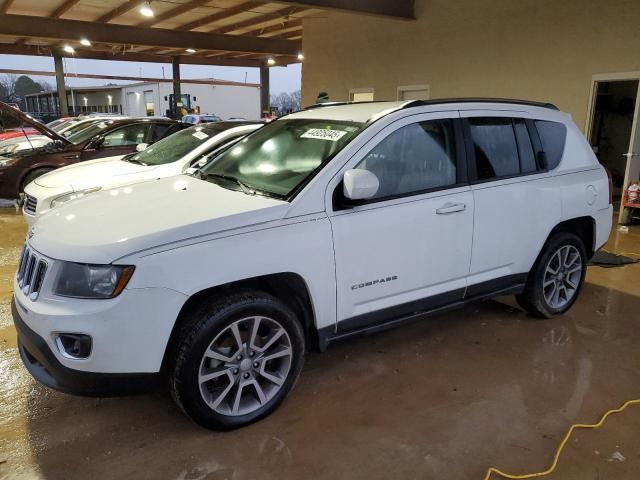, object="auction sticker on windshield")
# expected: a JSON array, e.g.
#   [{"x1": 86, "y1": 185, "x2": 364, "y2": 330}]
[
  {"x1": 301, "y1": 129, "x2": 348, "y2": 142},
  {"x1": 192, "y1": 131, "x2": 209, "y2": 140}
]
